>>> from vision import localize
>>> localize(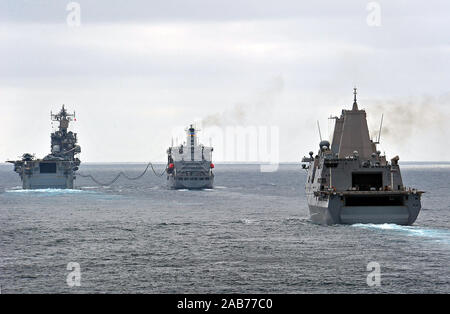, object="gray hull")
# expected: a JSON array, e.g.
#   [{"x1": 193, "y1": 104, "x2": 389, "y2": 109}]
[
  {"x1": 307, "y1": 192, "x2": 422, "y2": 225},
  {"x1": 167, "y1": 175, "x2": 214, "y2": 189},
  {"x1": 21, "y1": 173, "x2": 75, "y2": 189},
  {"x1": 166, "y1": 159, "x2": 214, "y2": 190},
  {"x1": 12, "y1": 160, "x2": 78, "y2": 190}
]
